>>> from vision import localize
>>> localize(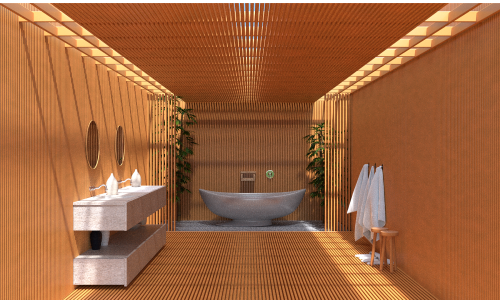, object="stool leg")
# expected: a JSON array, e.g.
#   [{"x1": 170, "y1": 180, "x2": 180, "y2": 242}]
[
  {"x1": 393, "y1": 237, "x2": 397, "y2": 271},
  {"x1": 370, "y1": 233, "x2": 377, "y2": 266},
  {"x1": 389, "y1": 237, "x2": 394, "y2": 273},
  {"x1": 379, "y1": 236, "x2": 386, "y2": 271}
]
